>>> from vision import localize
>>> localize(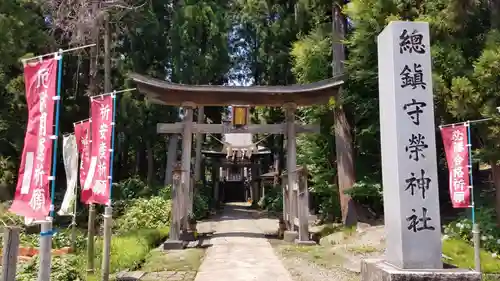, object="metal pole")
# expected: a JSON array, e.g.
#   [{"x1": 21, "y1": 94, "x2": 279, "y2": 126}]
[
  {"x1": 101, "y1": 206, "x2": 112, "y2": 281},
  {"x1": 37, "y1": 221, "x2": 53, "y2": 281},
  {"x1": 21, "y1": 44, "x2": 96, "y2": 64},
  {"x1": 101, "y1": 92, "x2": 117, "y2": 281},
  {"x1": 466, "y1": 121, "x2": 481, "y2": 272},
  {"x1": 70, "y1": 204, "x2": 77, "y2": 252},
  {"x1": 86, "y1": 203, "x2": 95, "y2": 273}
]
